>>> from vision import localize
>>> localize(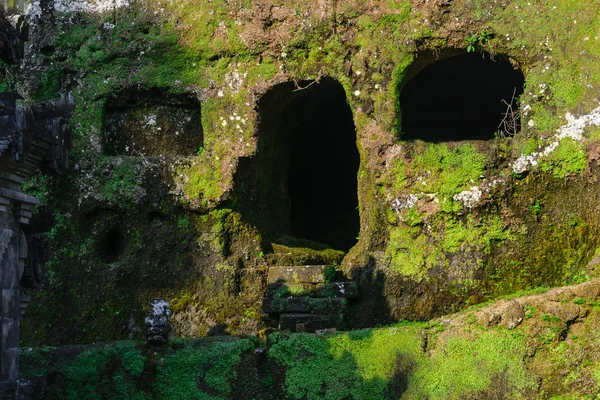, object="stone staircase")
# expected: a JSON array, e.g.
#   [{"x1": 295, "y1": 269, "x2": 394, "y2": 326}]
[{"x1": 263, "y1": 265, "x2": 358, "y2": 332}]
